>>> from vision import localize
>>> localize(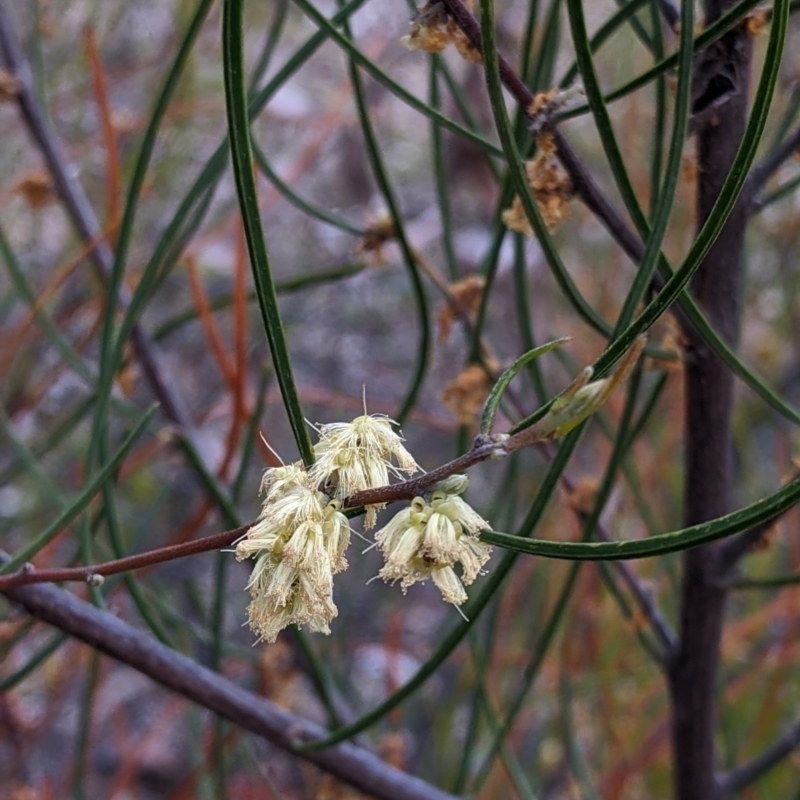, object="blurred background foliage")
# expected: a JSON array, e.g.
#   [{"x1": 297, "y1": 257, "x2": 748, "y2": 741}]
[{"x1": 1, "y1": 0, "x2": 800, "y2": 797}]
